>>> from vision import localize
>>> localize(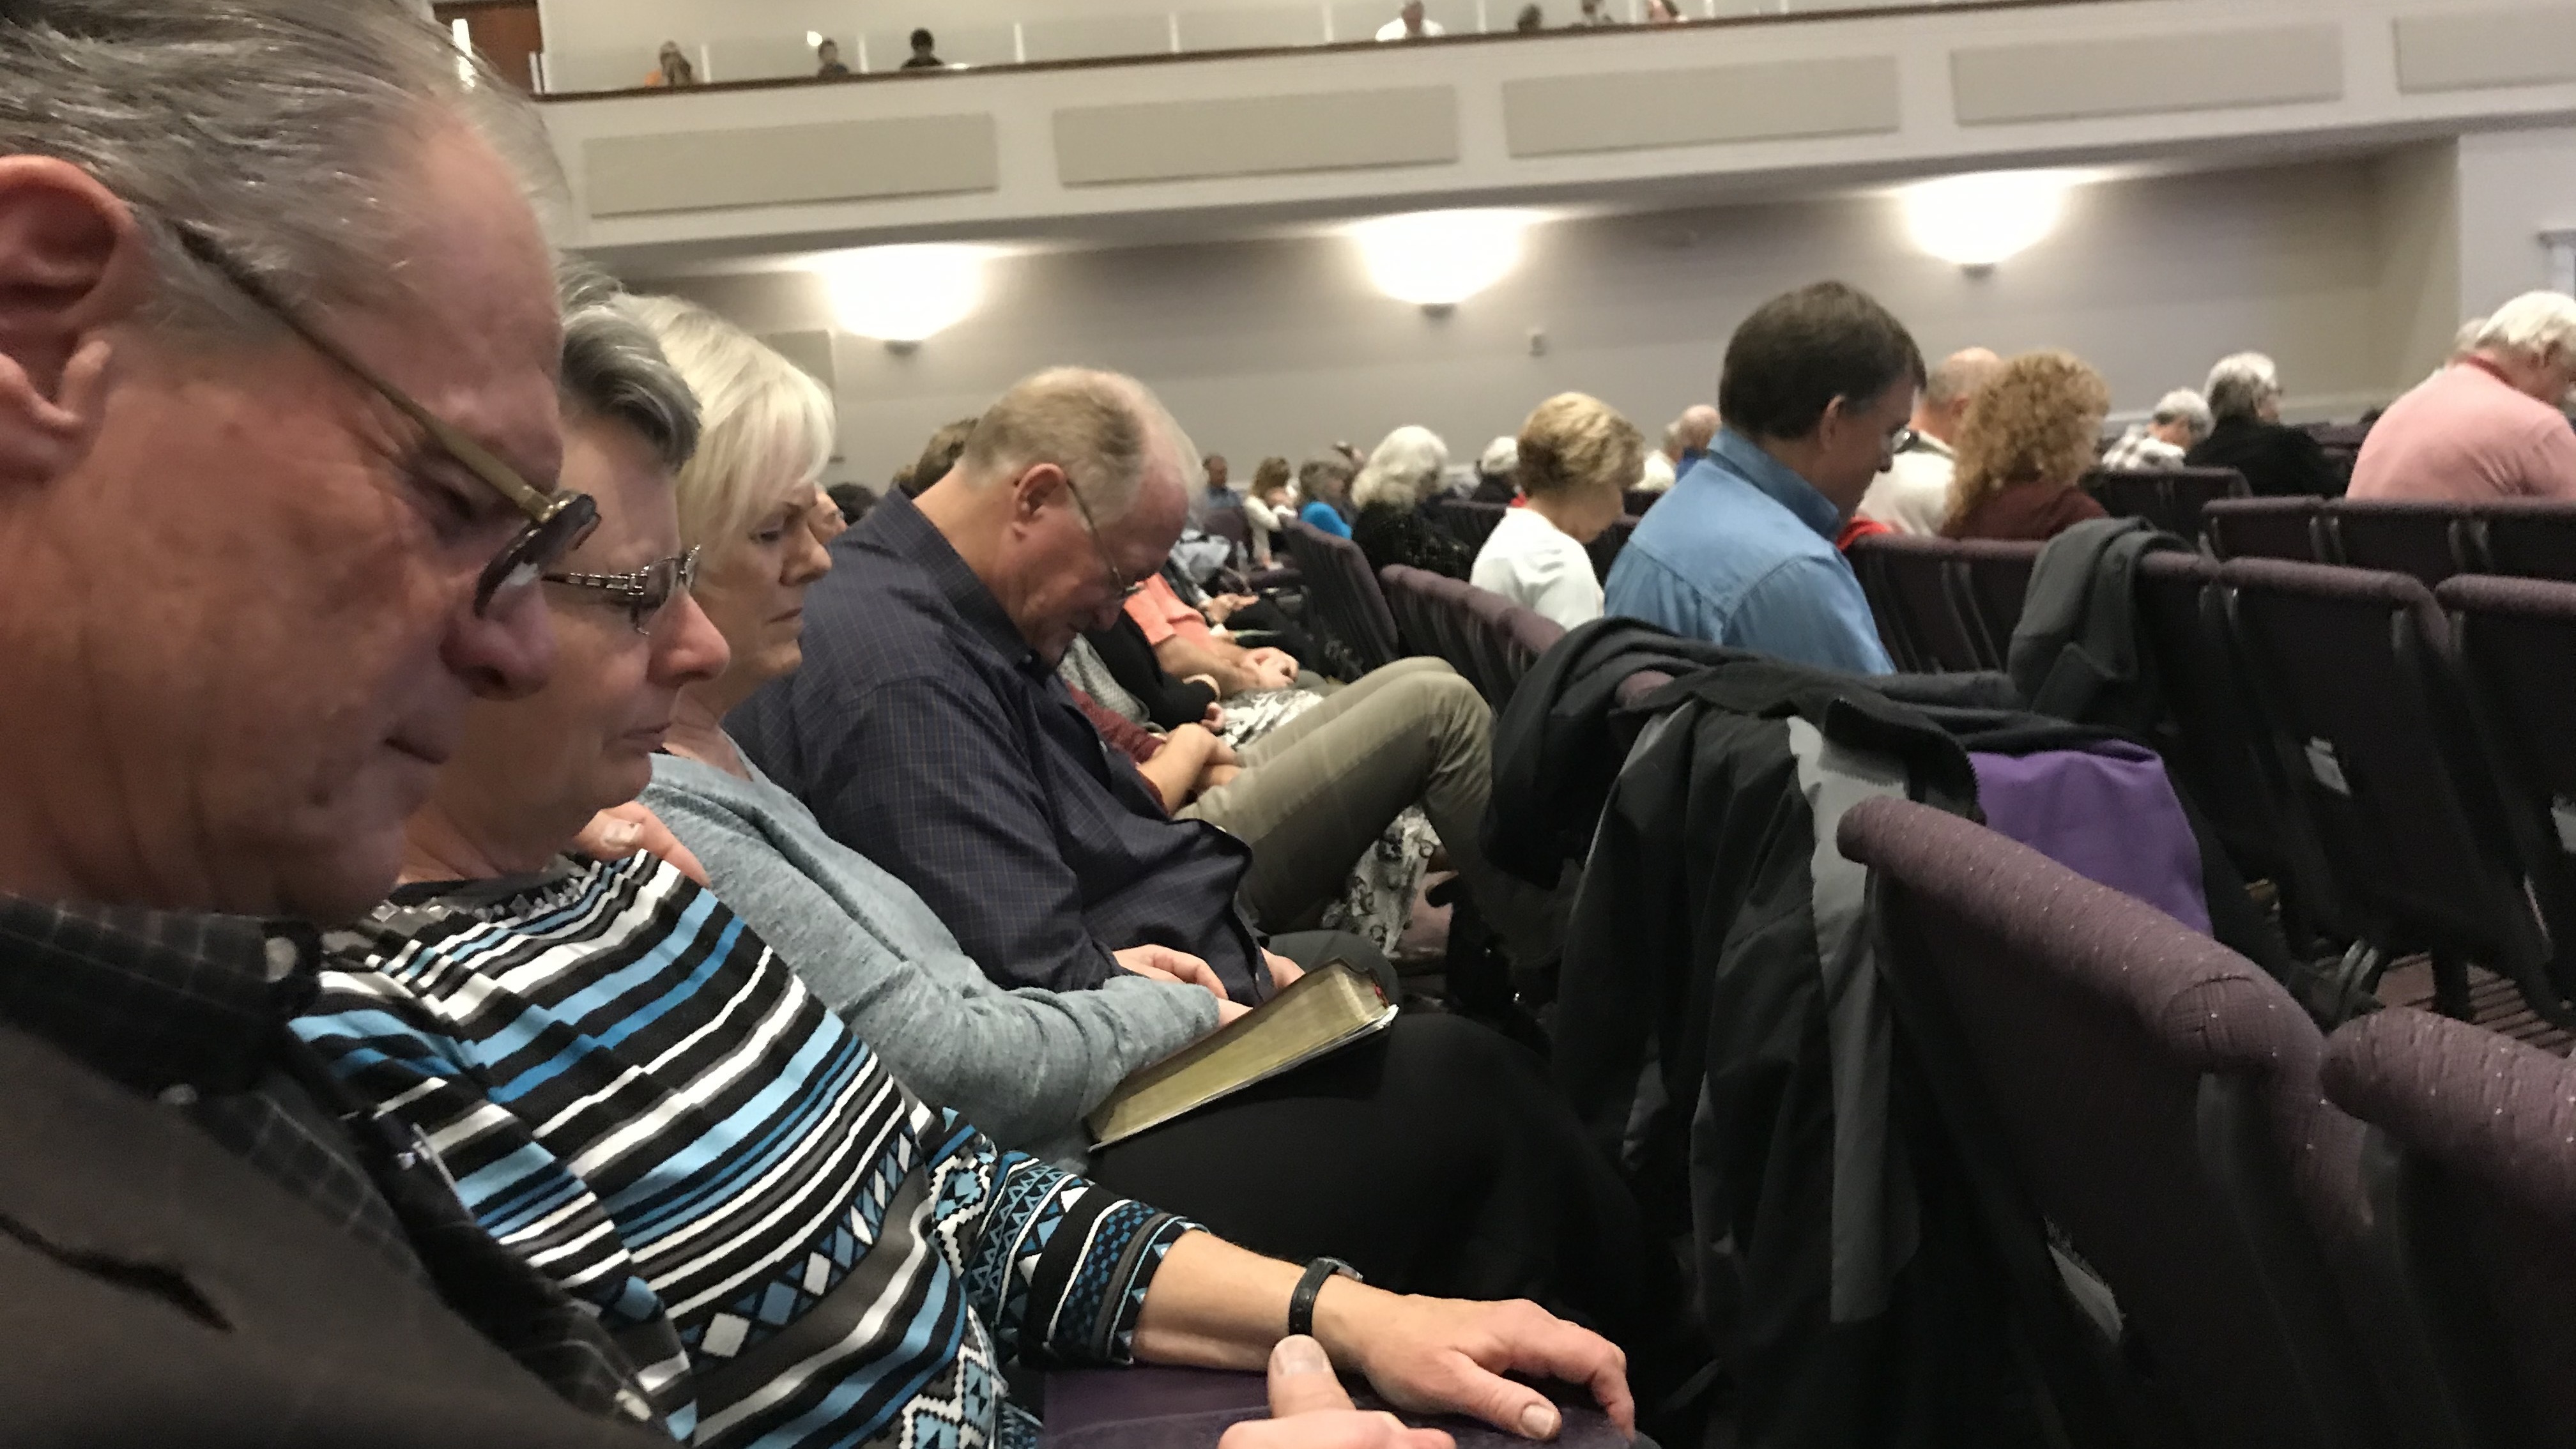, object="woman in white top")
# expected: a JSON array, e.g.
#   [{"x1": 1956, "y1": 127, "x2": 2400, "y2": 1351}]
[
  {"x1": 1470, "y1": 392, "x2": 1644, "y2": 630},
  {"x1": 1239, "y1": 456, "x2": 1295, "y2": 567}
]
